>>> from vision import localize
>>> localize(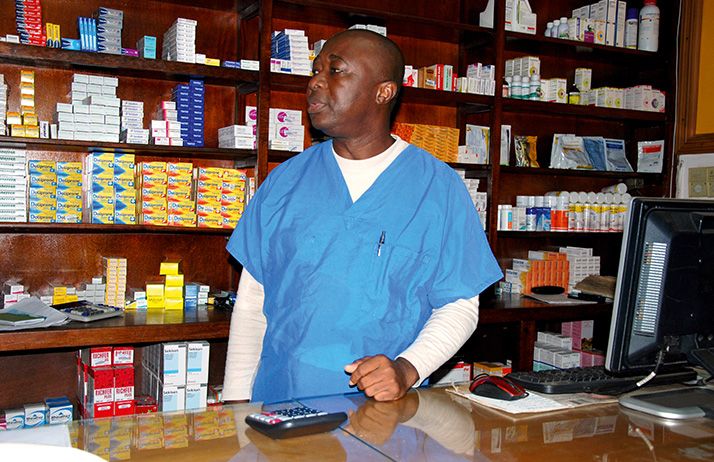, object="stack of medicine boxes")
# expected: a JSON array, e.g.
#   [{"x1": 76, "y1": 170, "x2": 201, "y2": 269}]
[
  {"x1": 57, "y1": 73, "x2": 120, "y2": 142},
  {"x1": 102, "y1": 256, "x2": 127, "y2": 308},
  {"x1": 172, "y1": 80, "x2": 205, "y2": 147},
  {"x1": 151, "y1": 101, "x2": 183, "y2": 146},
  {"x1": 0, "y1": 148, "x2": 28, "y2": 223},
  {"x1": 10, "y1": 70, "x2": 39, "y2": 138},
  {"x1": 245, "y1": 106, "x2": 304, "y2": 152},
  {"x1": 161, "y1": 261, "x2": 184, "y2": 310},
  {"x1": 56, "y1": 161, "x2": 83, "y2": 223},
  {"x1": 138, "y1": 161, "x2": 168, "y2": 226},
  {"x1": 270, "y1": 29, "x2": 311, "y2": 76},
  {"x1": 78, "y1": 276, "x2": 107, "y2": 305},
  {"x1": 78, "y1": 346, "x2": 135, "y2": 419},
  {"x1": 217, "y1": 124, "x2": 255, "y2": 149},
  {"x1": 0, "y1": 75, "x2": 7, "y2": 136},
  {"x1": 16, "y1": 0, "x2": 46, "y2": 46},
  {"x1": 28, "y1": 160, "x2": 57, "y2": 223},
  {"x1": 196, "y1": 167, "x2": 224, "y2": 229},
  {"x1": 141, "y1": 341, "x2": 210, "y2": 412},
  {"x1": 120, "y1": 100, "x2": 148, "y2": 144},
  {"x1": 167, "y1": 162, "x2": 195, "y2": 227},
  {"x1": 184, "y1": 283, "x2": 209, "y2": 308},
  {"x1": 162, "y1": 18, "x2": 197, "y2": 64},
  {"x1": 113, "y1": 152, "x2": 137, "y2": 225},
  {"x1": 95, "y1": 7, "x2": 123, "y2": 55}
]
